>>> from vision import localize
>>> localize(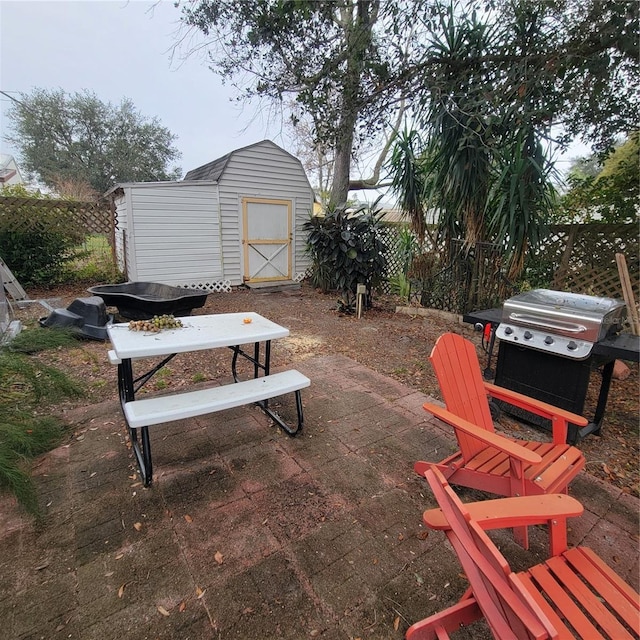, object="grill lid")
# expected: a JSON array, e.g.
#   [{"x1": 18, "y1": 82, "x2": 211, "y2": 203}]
[{"x1": 496, "y1": 289, "x2": 626, "y2": 359}]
